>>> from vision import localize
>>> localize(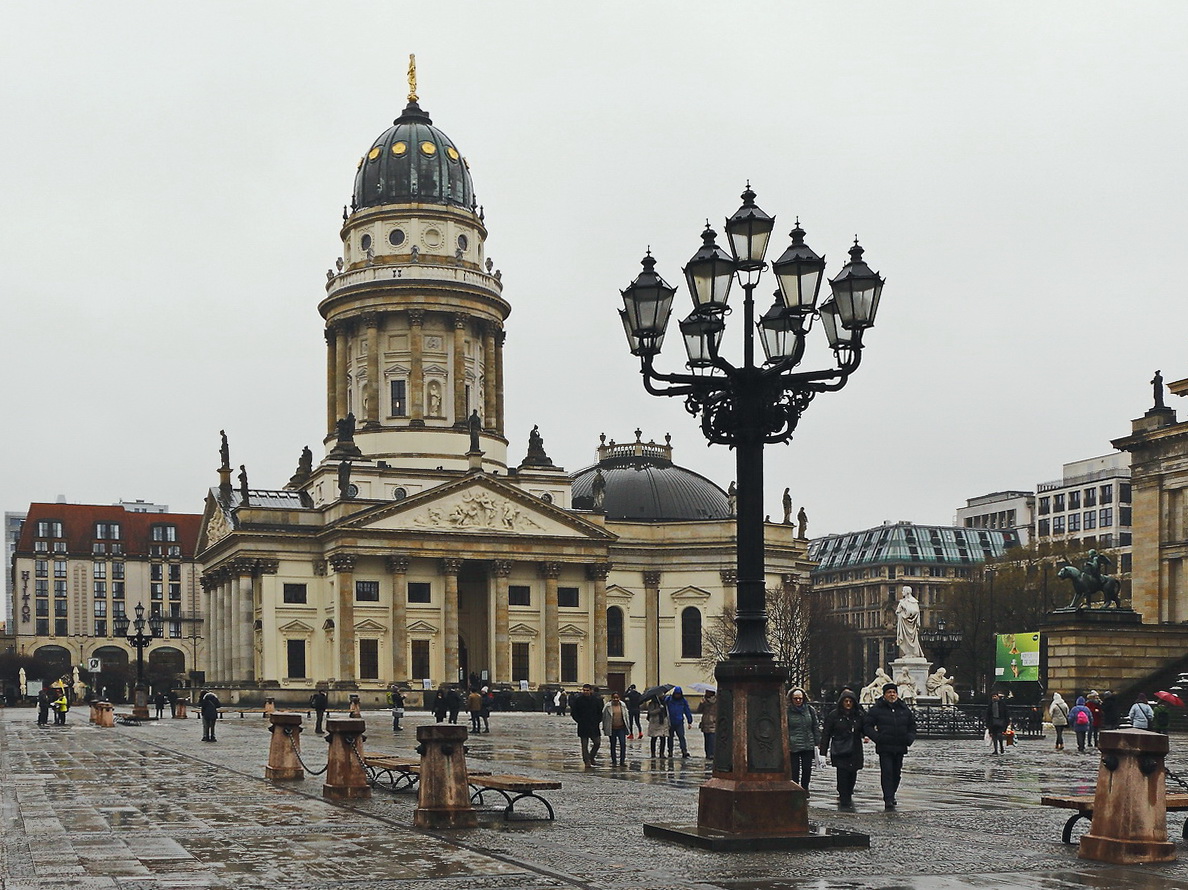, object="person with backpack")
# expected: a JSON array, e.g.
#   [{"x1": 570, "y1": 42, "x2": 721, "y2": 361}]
[
  {"x1": 1128, "y1": 693, "x2": 1155, "y2": 731},
  {"x1": 1068, "y1": 696, "x2": 1093, "y2": 752}
]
